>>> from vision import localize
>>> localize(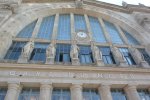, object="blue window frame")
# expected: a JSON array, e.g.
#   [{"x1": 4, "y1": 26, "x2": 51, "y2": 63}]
[
  {"x1": 111, "y1": 89, "x2": 127, "y2": 100},
  {"x1": 30, "y1": 43, "x2": 49, "y2": 62},
  {"x1": 0, "y1": 88, "x2": 7, "y2": 100},
  {"x1": 55, "y1": 44, "x2": 71, "y2": 63},
  {"x1": 122, "y1": 29, "x2": 140, "y2": 45},
  {"x1": 74, "y1": 14, "x2": 87, "y2": 32},
  {"x1": 99, "y1": 47, "x2": 115, "y2": 64},
  {"x1": 119, "y1": 48, "x2": 136, "y2": 65},
  {"x1": 17, "y1": 20, "x2": 37, "y2": 38},
  {"x1": 138, "y1": 89, "x2": 150, "y2": 100},
  {"x1": 4, "y1": 42, "x2": 26, "y2": 60},
  {"x1": 79, "y1": 46, "x2": 94, "y2": 64},
  {"x1": 104, "y1": 20, "x2": 123, "y2": 44},
  {"x1": 52, "y1": 88, "x2": 71, "y2": 100},
  {"x1": 139, "y1": 49, "x2": 150, "y2": 65},
  {"x1": 83, "y1": 89, "x2": 100, "y2": 100},
  {"x1": 89, "y1": 16, "x2": 106, "y2": 43},
  {"x1": 37, "y1": 15, "x2": 55, "y2": 40},
  {"x1": 18, "y1": 88, "x2": 40, "y2": 100},
  {"x1": 57, "y1": 14, "x2": 71, "y2": 40}
]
